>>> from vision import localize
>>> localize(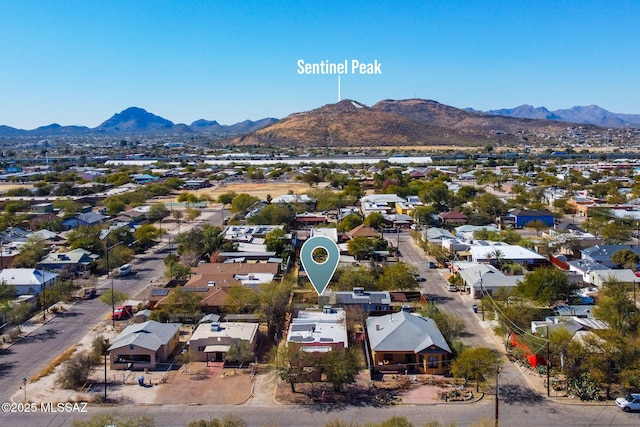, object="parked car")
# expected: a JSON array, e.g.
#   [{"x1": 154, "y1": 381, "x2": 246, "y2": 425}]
[
  {"x1": 82, "y1": 288, "x2": 96, "y2": 300},
  {"x1": 112, "y1": 305, "x2": 133, "y2": 320},
  {"x1": 616, "y1": 393, "x2": 640, "y2": 412},
  {"x1": 118, "y1": 264, "x2": 132, "y2": 276}
]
